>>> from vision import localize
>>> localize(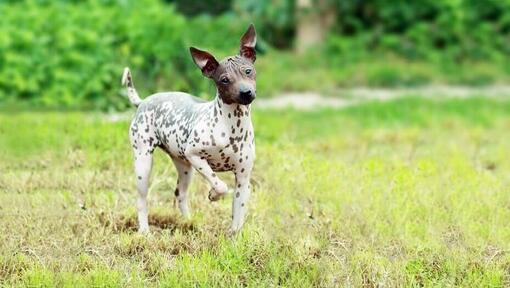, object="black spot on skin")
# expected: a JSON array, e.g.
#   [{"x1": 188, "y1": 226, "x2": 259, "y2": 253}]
[
  {"x1": 237, "y1": 119, "x2": 241, "y2": 127},
  {"x1": 138, "y1": 176, "x2": 142, "y2": 180},
  {"x1": 241, "y1": 203, "x2": 245, "y2": 207},
  {"x1": 221, "y1": 132, "x2": 226, "y2": 137},
  {"x1": 212, "y1": 173, "x2": 216, "y2": 177},
  {"x1": 184, "y1": 171, "x2": 188, "y2": 175},
  {"x1": 236, "y1": 192, "x2": 240, "y2": 198},
  {"x1": 174, "y1": 188, "x2": 179, "y2": 196},
  {"x1": 237, "y1": 184, "x2": 241, "y2": 188},
  {"x1": 241, "y1": 168, "x2": 245, "y2": 173}
]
